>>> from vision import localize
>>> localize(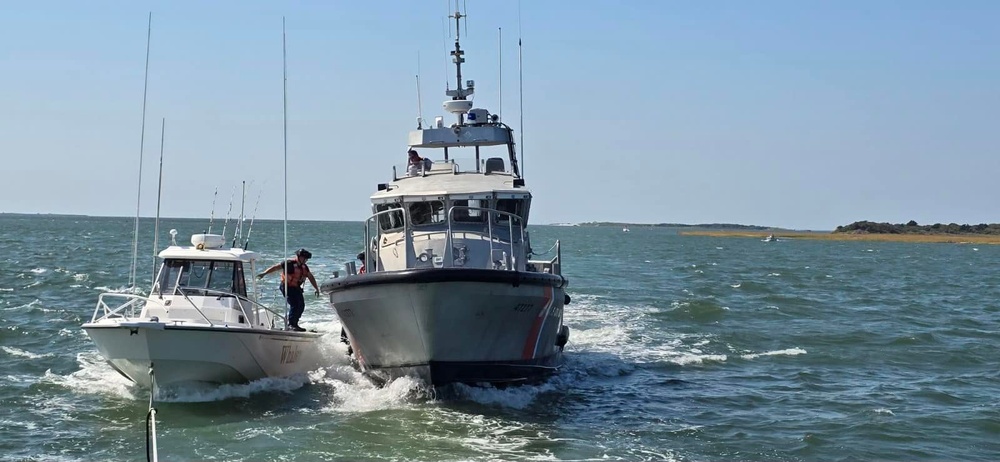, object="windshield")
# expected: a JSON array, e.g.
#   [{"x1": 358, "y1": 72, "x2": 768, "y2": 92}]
[{"x1": 154, "y1": 259, "x2": 247, "y2": 297}]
